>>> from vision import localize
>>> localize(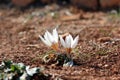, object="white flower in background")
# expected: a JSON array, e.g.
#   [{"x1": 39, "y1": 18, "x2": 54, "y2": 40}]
[
  {"x1": 19, "y1": 72, "x2": 28, "y2": 80},
  {"x1": 26, "y1": 66, "x2": 39, "y2": 76},
  {"x1": 39, "y1": 28, "x2": 59, "y2": 51},
  {"x1": 60, "y1": 34, "x2": 79, "y2": 53}
]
